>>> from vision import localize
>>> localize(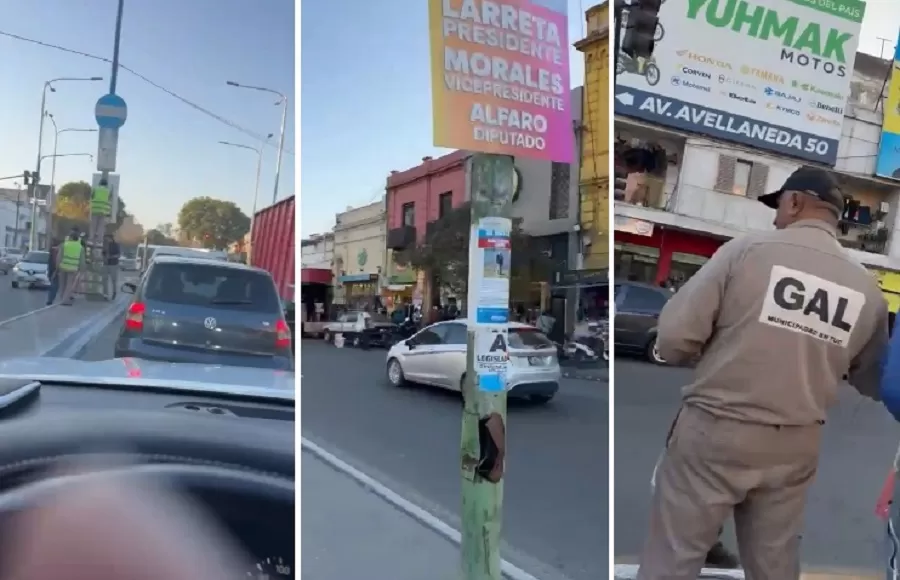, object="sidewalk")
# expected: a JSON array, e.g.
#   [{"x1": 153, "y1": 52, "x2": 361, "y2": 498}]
[
  {"x1": 0, "y1": 297, "x2": 124, "y2": 359},
  {"x1": 302, "y1": 448, "x2": 461, "y2": 580}
]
